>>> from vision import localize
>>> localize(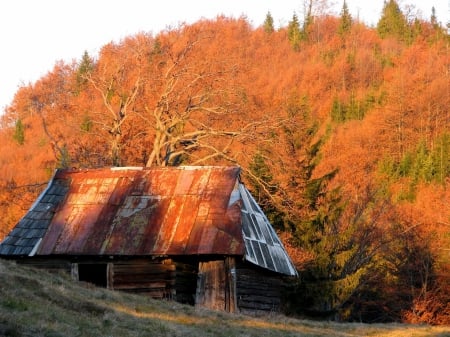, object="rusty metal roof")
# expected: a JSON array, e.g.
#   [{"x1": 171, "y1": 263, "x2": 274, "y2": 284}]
[{"x1": 0, "y1": 166, "x2": 297, "y2": 276}]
